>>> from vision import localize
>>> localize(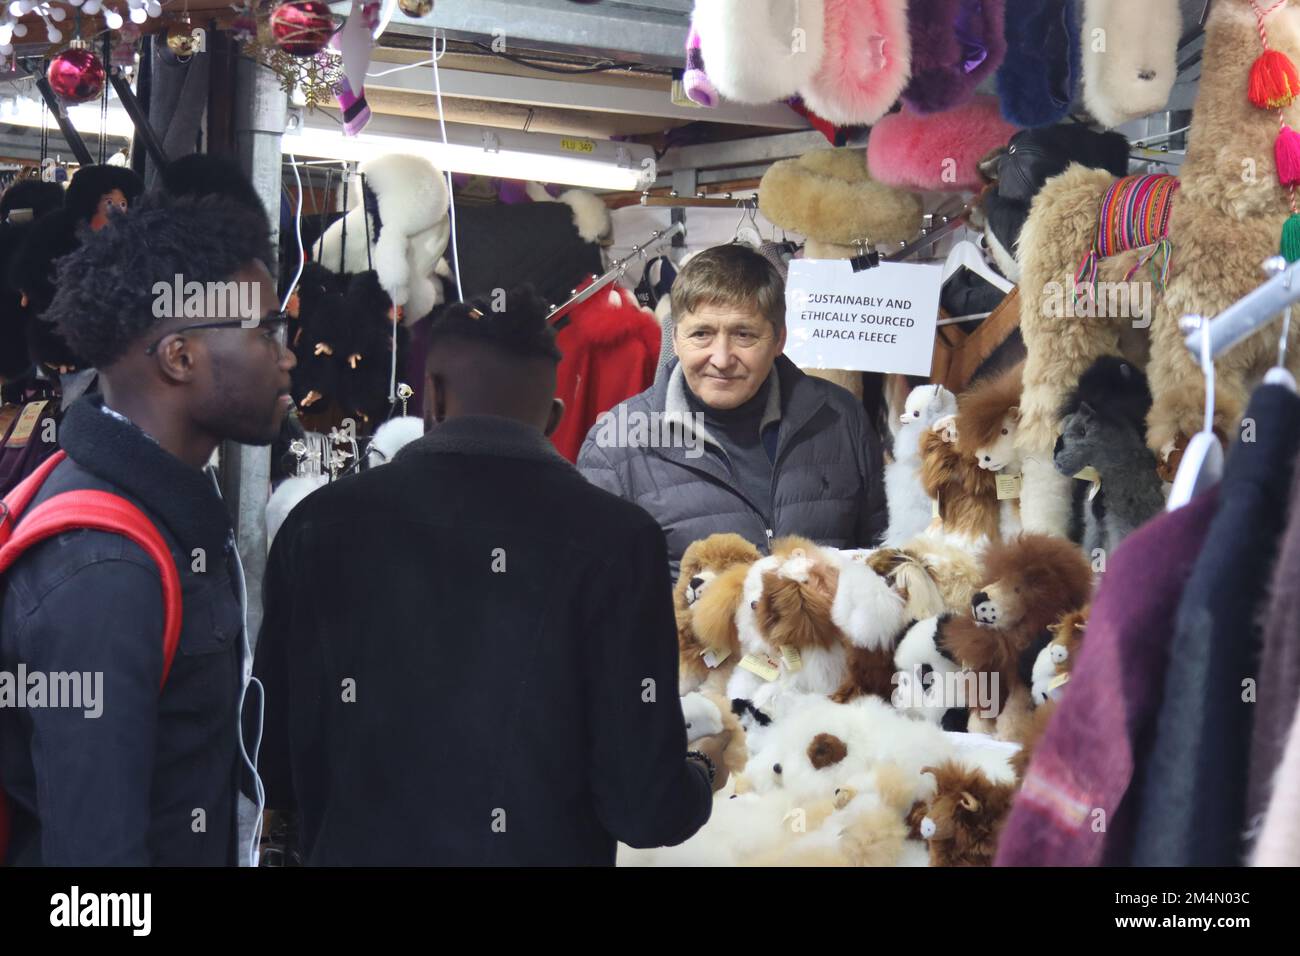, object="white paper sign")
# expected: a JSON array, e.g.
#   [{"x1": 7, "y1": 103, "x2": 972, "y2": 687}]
[{"x1": 784, "y1": 259, "x2": 943, "y2": 376}]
